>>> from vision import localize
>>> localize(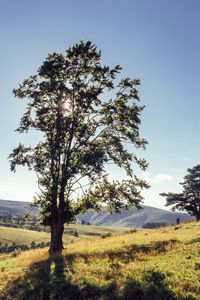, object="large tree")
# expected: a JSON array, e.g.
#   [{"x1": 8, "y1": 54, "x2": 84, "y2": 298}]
[
  {"x1": 9, "y1": 41, "x2": 149, "y2": 253},
  {"x1": 161, "y1": 165, "x2": 200, "y2": 221}
]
